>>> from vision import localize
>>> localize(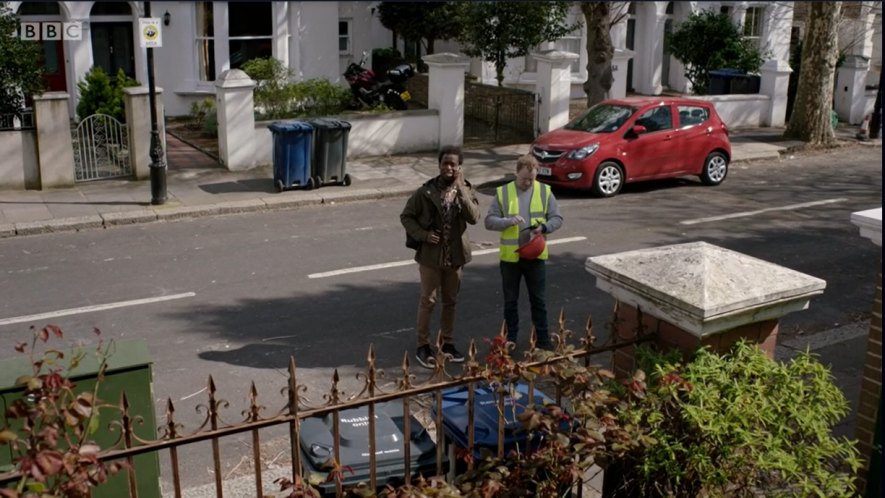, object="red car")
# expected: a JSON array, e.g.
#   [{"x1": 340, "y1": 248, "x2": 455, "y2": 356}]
[{"x1": 531, "y1": 97, "x2": 731, "y2": 197}]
